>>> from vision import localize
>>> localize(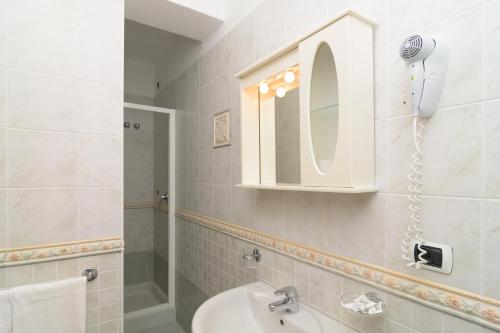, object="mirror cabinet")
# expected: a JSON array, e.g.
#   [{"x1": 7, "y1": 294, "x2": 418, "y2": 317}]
[{"x1": 237, "y1": 12, "x2": 375, "y2": 193}]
